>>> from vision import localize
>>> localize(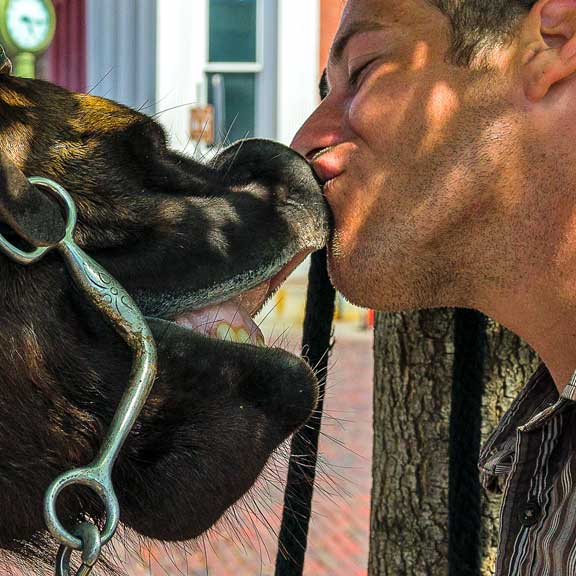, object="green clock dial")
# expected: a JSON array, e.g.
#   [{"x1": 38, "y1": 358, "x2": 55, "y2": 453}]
[{"x1": 1, "y1": 0, "x2": 55, "y2": 54}]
